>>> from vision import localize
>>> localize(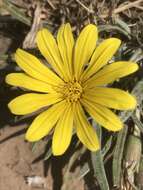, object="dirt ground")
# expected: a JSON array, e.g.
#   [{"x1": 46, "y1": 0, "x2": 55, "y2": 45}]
[{"x1": 0, "y1": 125, "x2": 84, "y2": 190}]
